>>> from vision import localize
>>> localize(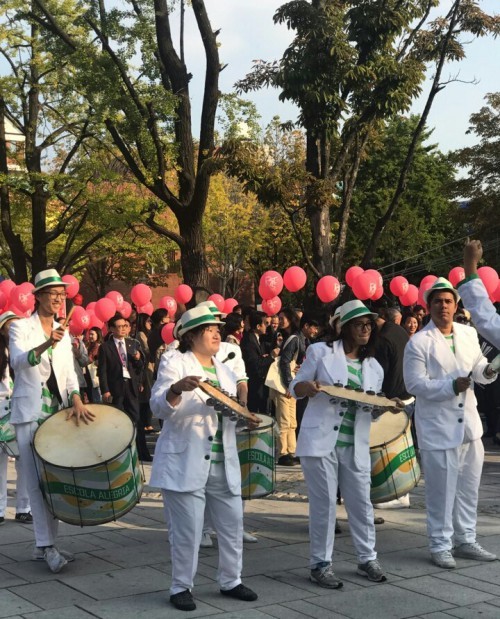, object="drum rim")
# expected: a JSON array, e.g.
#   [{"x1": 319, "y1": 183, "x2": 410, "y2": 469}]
[
  {"x1": 33, "y1": 405, "x2": 136, "y2": 470},
  {"x1": 369, "y1": 412, "x2": 410, "y2": 449},
  {"x1": 236, "y1": 413, "x2": 275, "y2": 433}
]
